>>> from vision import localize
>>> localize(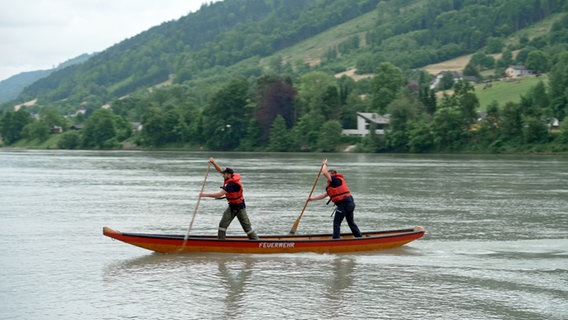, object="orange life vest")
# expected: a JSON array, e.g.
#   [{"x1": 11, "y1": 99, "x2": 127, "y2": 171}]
[
  {"x1": 224, "y1": 173, "x2": 244, "y2": 205},
  {"x1": 326, "y1": 173, "x2": 352, "y2": 203}
]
